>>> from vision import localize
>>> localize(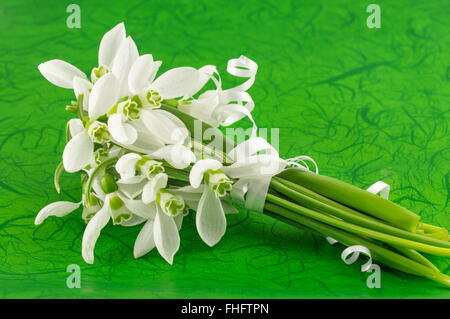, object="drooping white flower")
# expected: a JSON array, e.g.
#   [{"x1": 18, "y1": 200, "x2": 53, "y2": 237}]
[
  {"x1": 63, "y1": 119, "x2": 112, "y2": 172},
  {"x1": 188, "y1": 159, "x2": 234, "y2": 246},
  {"x1": 141, "y1": 173, "x2": 185, "y2": 217},
  {"x1": 123, "y1": 171, "x2": 185, "y2": 263},
  {"x1": 38, "y1": 23, "x2": 126, "y2": 114},
  {"x1": 133, "y1": 202, "x2": 184, "y2": 263},
  {"x1": 115, "y1": 152, "x2": 165, "y2": 184}
]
